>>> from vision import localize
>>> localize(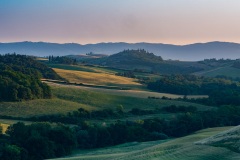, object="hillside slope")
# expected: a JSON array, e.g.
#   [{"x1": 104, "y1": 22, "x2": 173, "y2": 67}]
[
  {"x1": 54, "y1": 126, "x2": 240, "y2": 160},
  {"x1": 1, "y1": 41, "x2": 240, "y2": 61},
  {"x1": 195, "y1": 125, "x2": 240, "y2": 153},
  {"x1": 88, "y1": 49, "x2": 208, "y2": 74}
]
